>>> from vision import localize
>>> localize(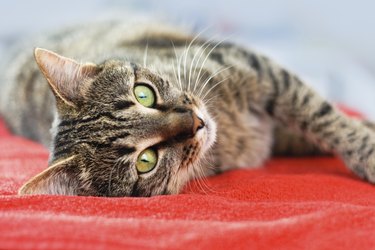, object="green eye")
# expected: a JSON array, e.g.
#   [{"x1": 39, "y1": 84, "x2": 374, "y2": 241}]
[
  {"x1": 134, "y1": 84, "x2": 155, "y2": 107},
  {"x1": 136, "y1": 148, "x2": 158, "y2": 173}
]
